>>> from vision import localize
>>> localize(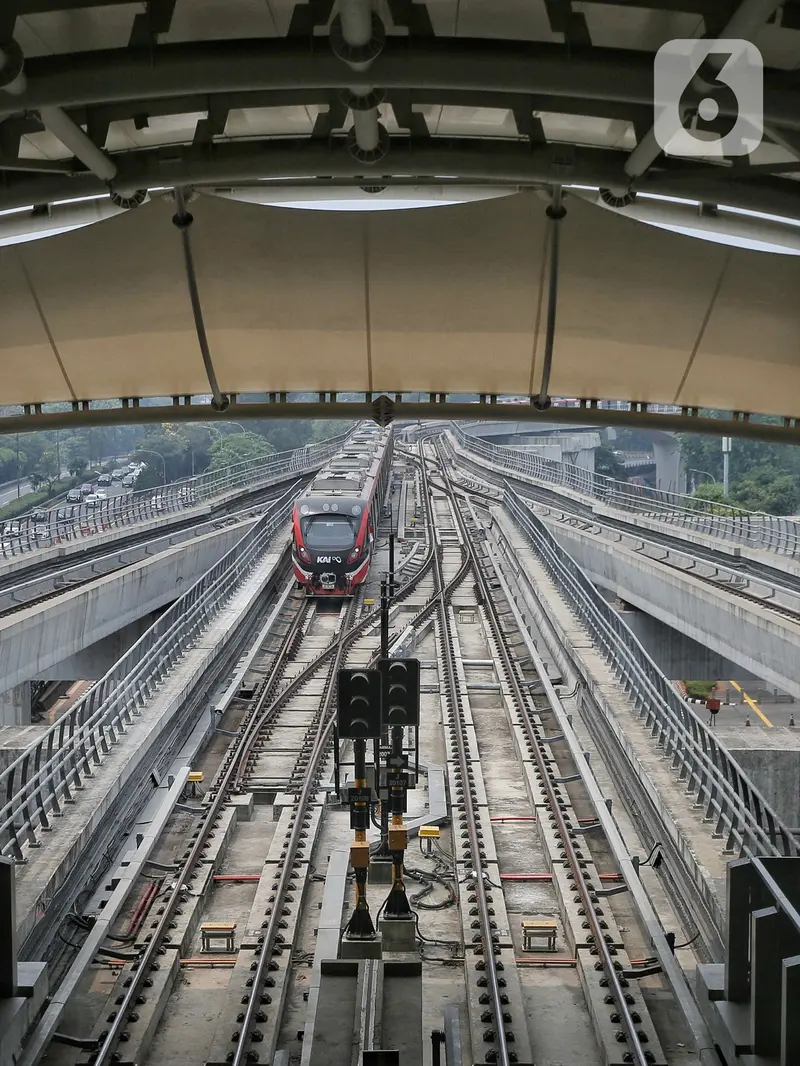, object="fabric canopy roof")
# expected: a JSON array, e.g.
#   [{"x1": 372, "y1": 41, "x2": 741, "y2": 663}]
[{"x1": 2, "y1": 191, "x2": 798, "y2": 420}]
